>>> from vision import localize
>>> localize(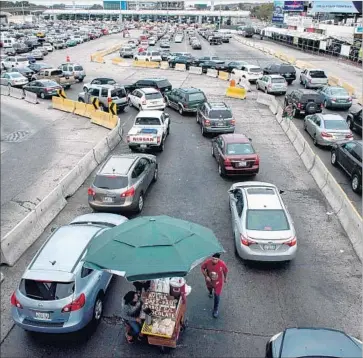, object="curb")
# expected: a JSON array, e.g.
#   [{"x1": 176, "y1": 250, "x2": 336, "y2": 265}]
[{"x1": 0, "y1": 119, "x2": 122, "y2": 267}]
